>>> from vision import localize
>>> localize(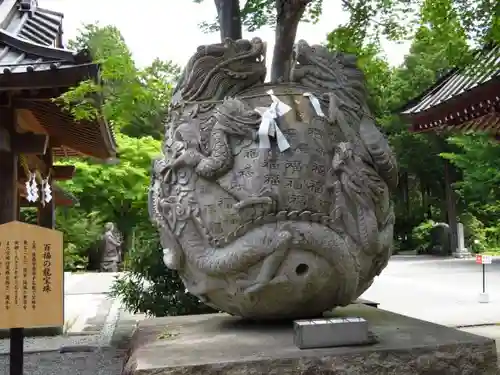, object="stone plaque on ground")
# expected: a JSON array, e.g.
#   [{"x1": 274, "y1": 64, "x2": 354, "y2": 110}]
[{"x1": 293, "y1": 317, "x2": 370, "y2": 349}]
